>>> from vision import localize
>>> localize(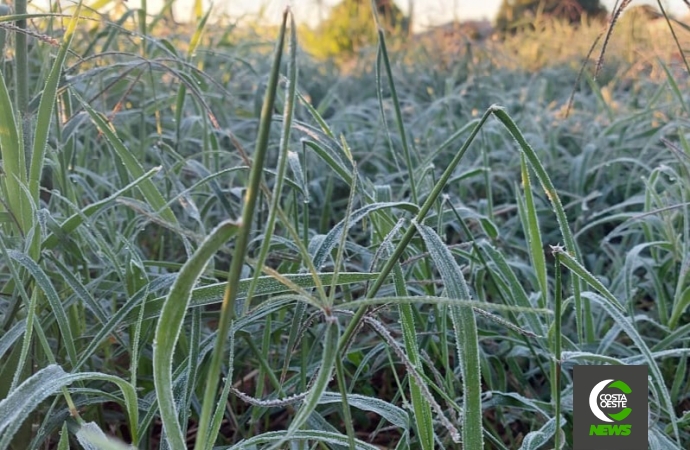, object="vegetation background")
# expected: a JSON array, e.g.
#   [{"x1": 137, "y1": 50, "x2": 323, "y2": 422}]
[{"x1": 0, "y1": 0, "x2": 689, "y2": 449}]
